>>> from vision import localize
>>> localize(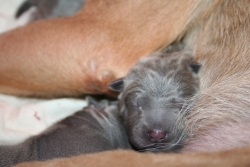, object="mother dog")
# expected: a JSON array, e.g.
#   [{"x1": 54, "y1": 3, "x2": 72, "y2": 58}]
[{"x1": 0, "y1": 0, "x2": 250, "y2": 166}]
